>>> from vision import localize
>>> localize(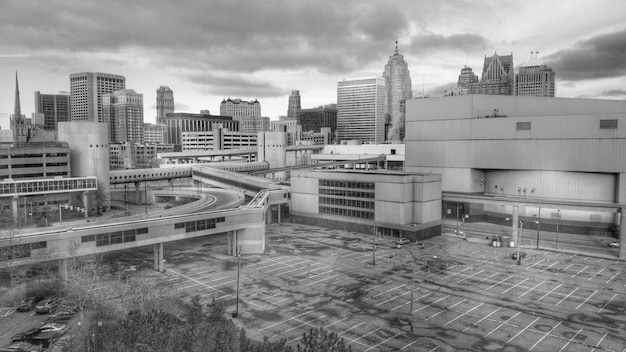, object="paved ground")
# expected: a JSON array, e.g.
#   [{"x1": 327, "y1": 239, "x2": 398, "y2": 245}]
[{"x1": 145, "y1": 222, "x2": 626, "y2": 352}]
